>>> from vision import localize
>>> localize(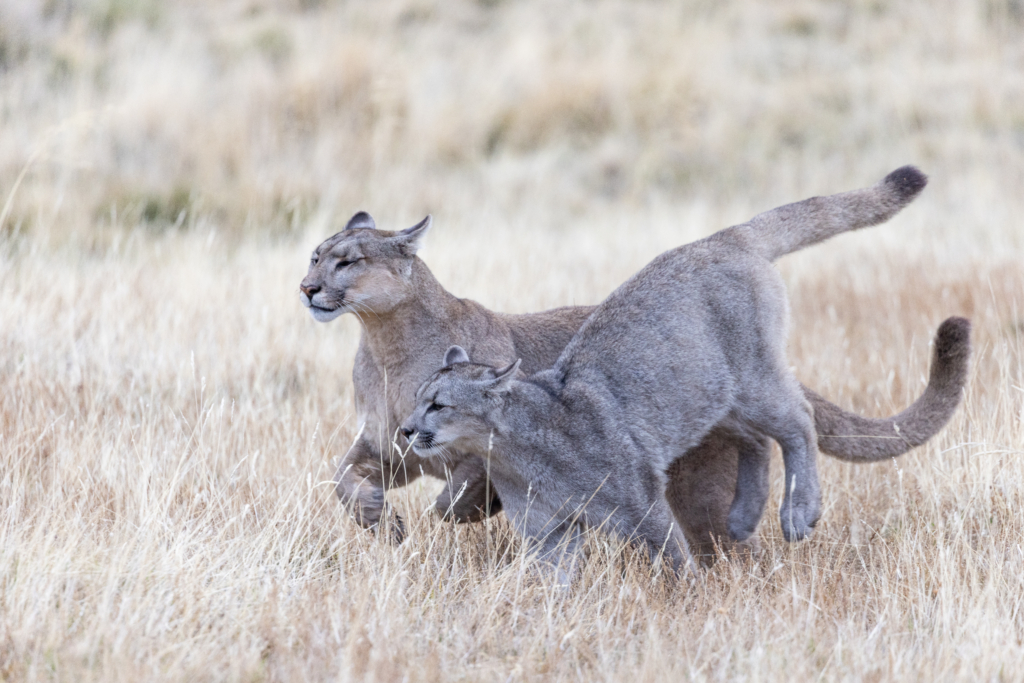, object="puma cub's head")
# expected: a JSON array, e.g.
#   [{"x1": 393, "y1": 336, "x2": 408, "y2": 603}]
[
  {"x1": 299, "y1": 212, "x2": 431, "y2": 321},
  {"x1": 401, "y1": 346, "x2": 521, "y2": 457}
]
